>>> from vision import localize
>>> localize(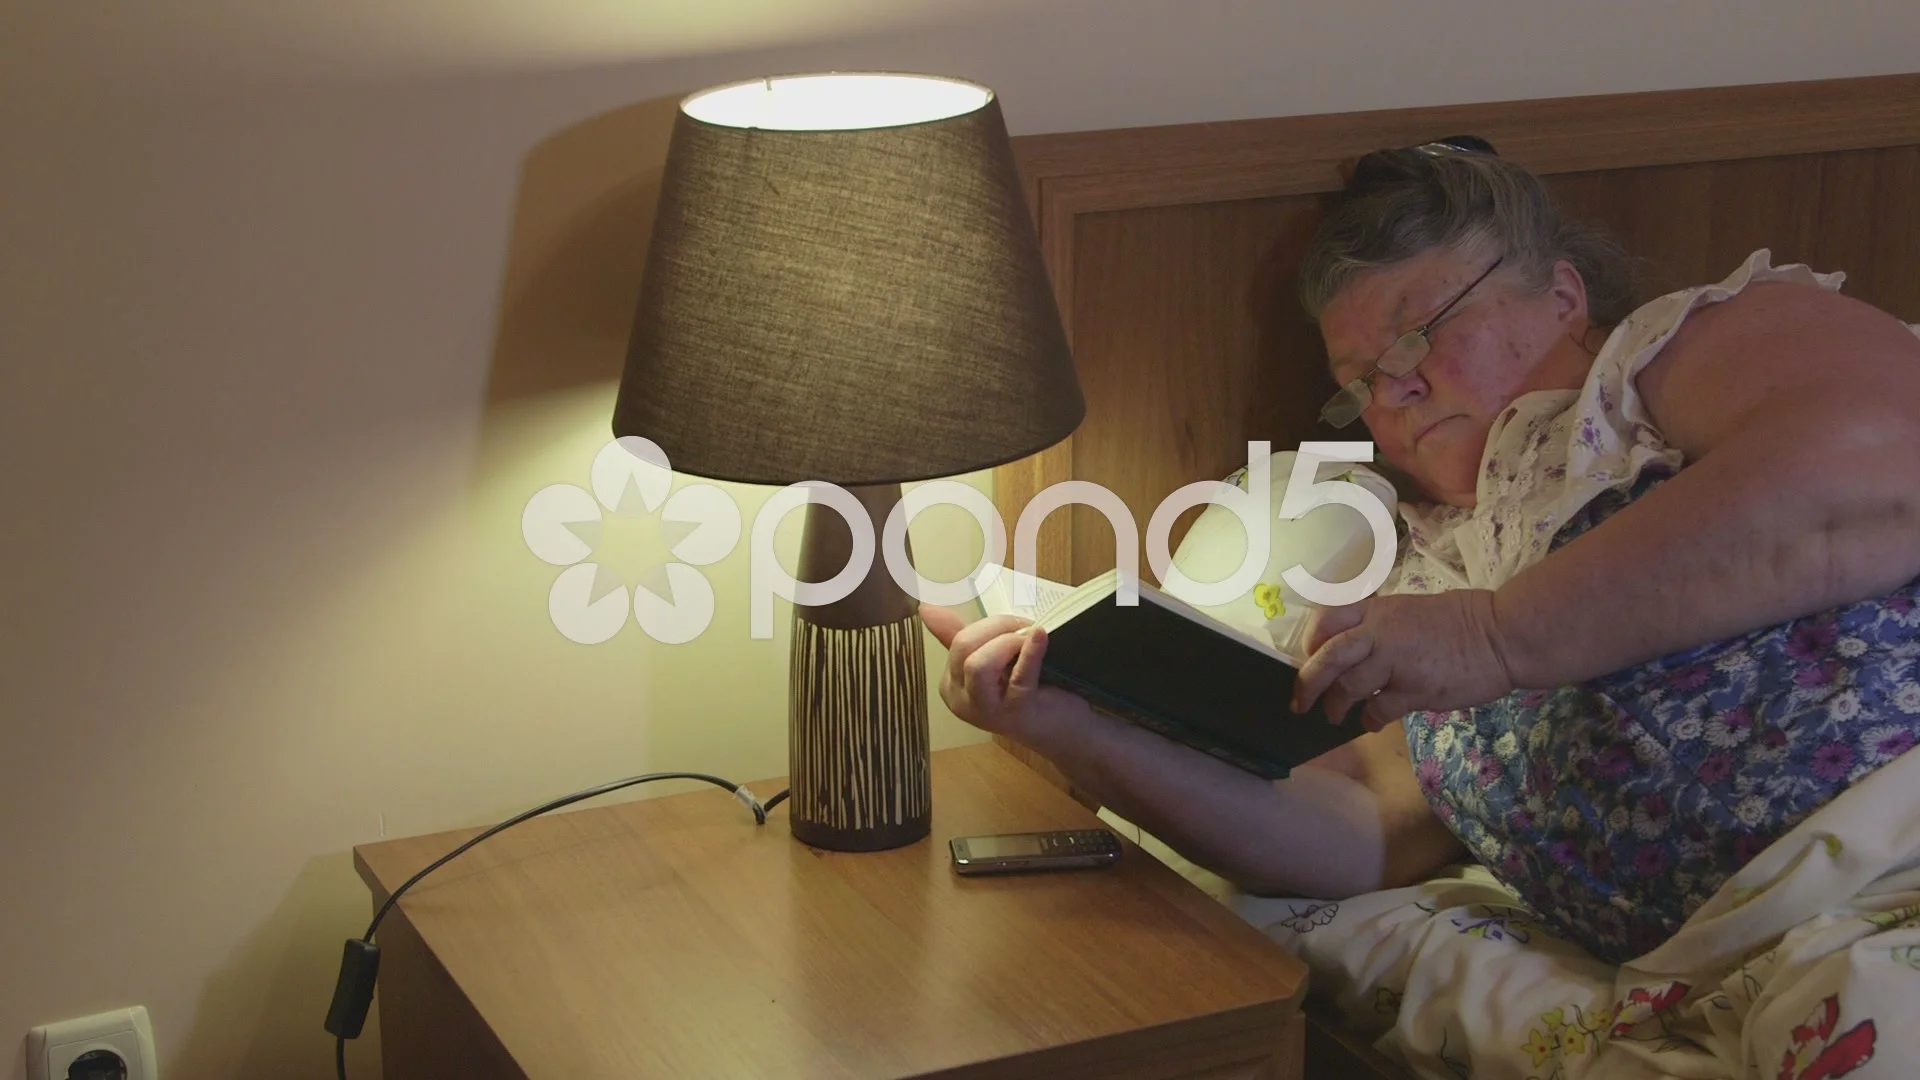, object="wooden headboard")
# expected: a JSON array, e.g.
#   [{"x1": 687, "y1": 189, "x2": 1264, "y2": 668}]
[{"x1": 993, "y1": 72, "x2": 1920, "y2": 790}]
